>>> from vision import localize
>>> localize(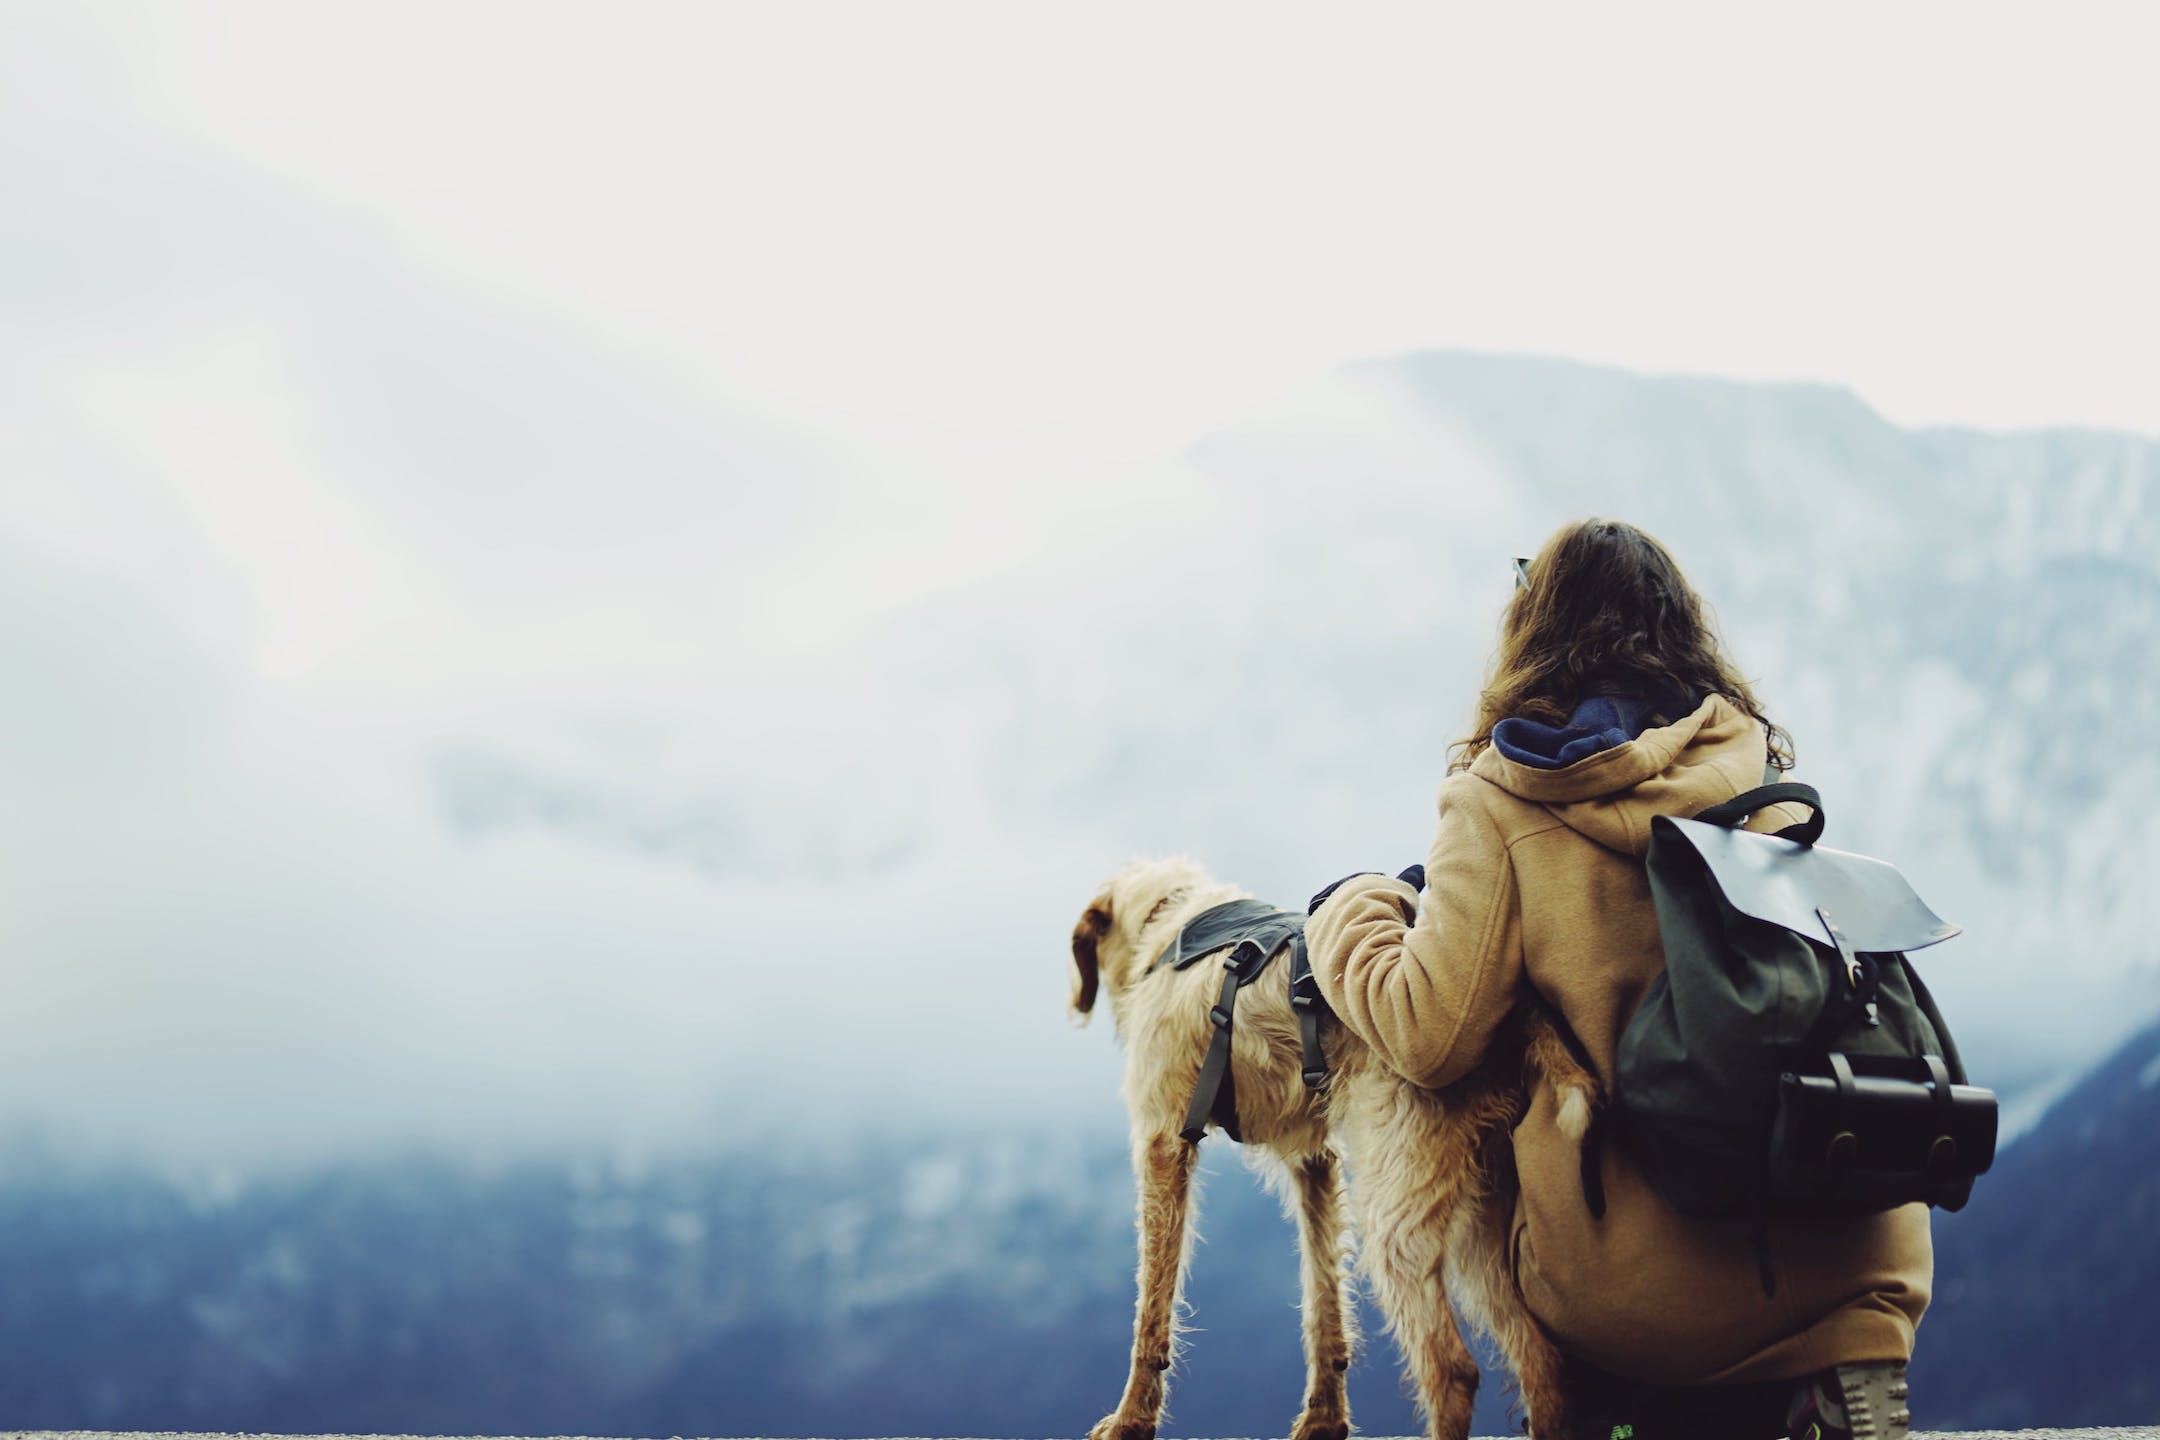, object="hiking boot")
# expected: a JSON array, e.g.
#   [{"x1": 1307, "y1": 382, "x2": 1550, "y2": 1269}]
[{"x1": 1785, "y1": 1362, "x2": 1910, "y2": 1440}]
